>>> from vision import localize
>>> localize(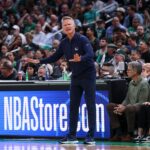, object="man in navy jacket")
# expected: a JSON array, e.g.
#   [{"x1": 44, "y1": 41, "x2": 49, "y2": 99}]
[{"x1": 25, "y1": 16, "x2": 96, "y2": 145}]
